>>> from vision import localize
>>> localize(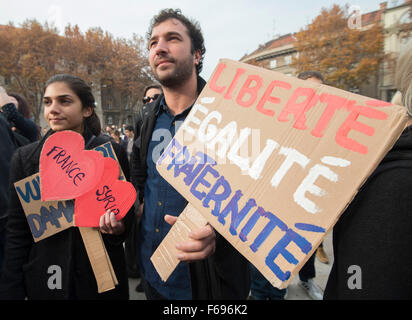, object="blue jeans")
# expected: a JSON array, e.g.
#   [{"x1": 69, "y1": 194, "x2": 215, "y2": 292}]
[{"x1": 250, "y1": 264, "x2": 286, "y2": 300}]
